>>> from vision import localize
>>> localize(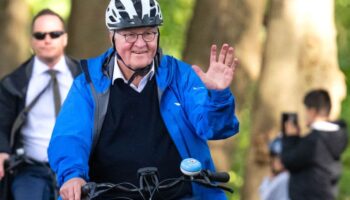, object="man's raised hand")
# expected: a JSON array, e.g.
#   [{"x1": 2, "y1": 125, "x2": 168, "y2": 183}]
[{"x1": 192, "y1": 44, "x2": 238, "y2": 90}]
